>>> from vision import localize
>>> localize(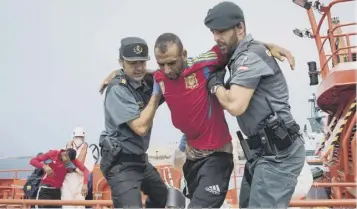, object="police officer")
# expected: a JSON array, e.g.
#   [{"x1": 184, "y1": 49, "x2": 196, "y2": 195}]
[
  {"x1": 204, "y1": 2, "x2": 306, "y2": 208},
  {"x1": 99, "y1": 37, "x2": 168, "y2": 208}
]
